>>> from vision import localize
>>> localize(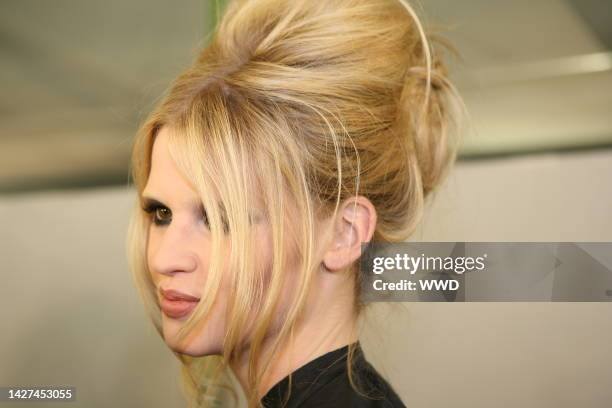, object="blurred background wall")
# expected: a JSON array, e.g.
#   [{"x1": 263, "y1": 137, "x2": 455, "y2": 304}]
[{"x1": 1, "y1": 0, "x2": 611, "y2": 407}]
